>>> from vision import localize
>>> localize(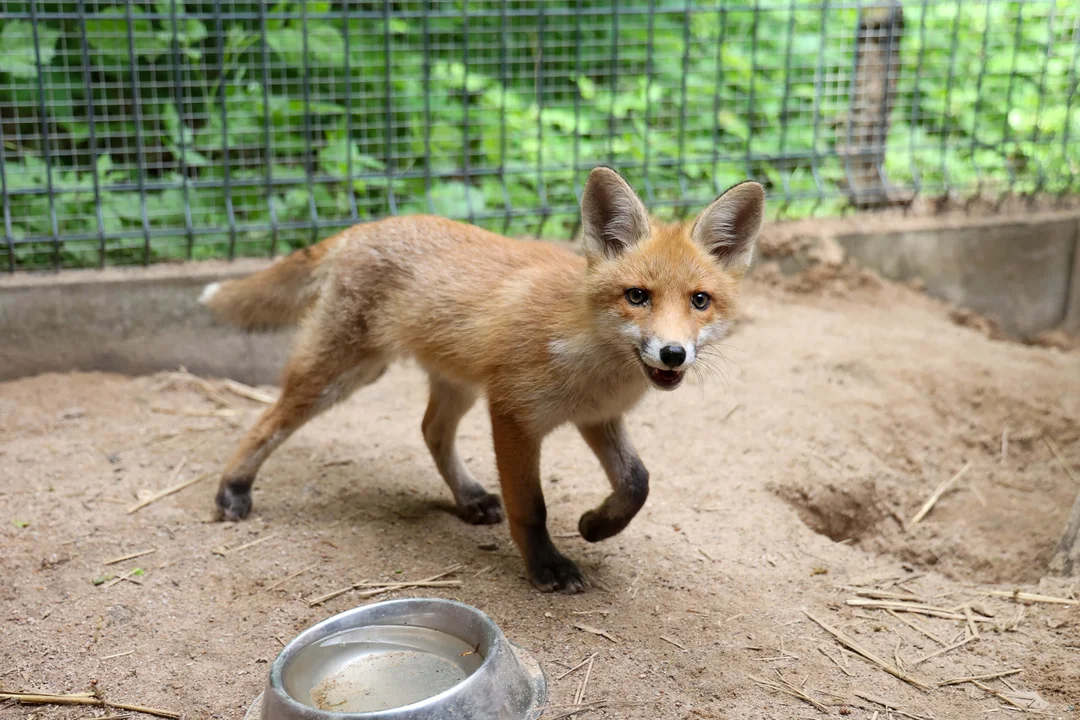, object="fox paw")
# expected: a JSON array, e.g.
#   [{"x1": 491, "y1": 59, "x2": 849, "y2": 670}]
[
  {"x1": 459, "y1": 493, "x2": 504, "y2": 525},
  {"x1": 216, "y1": 483, "x2": 252, "y2": 521},
  {"x1": 528, "y1": 555, "x2": 586, "y2": 594}
]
